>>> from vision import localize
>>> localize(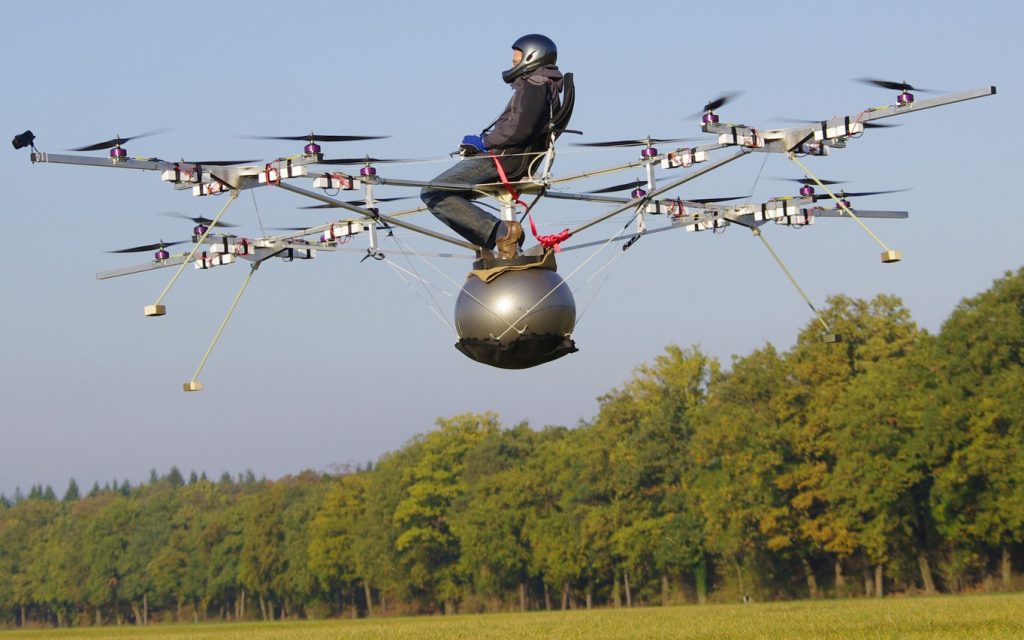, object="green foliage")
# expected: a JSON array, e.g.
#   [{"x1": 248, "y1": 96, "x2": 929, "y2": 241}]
[{"x1": 3, "y1": 271, "x2": 1024, "y2": 627}]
